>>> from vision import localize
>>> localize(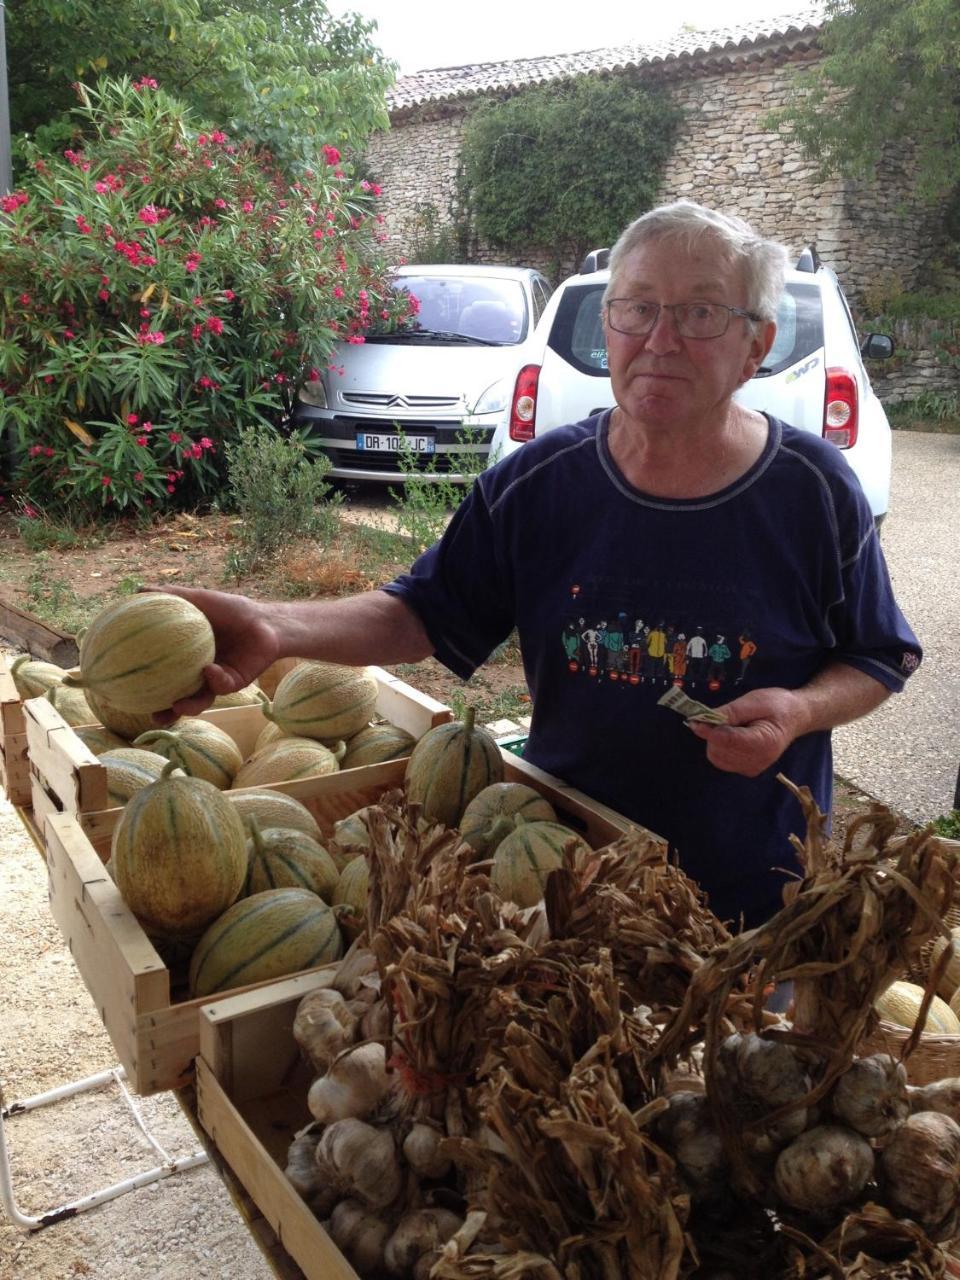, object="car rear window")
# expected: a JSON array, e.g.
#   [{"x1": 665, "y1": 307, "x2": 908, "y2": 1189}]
[{"x1": 547, "y1": 279, "x2": 824, "y2": 378}]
